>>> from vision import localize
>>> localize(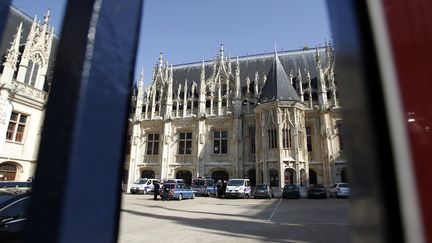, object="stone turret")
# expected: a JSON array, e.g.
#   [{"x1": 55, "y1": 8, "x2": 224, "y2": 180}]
[{"x1": 16, "y1": 10, "x2": 54, "y2": 90}]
